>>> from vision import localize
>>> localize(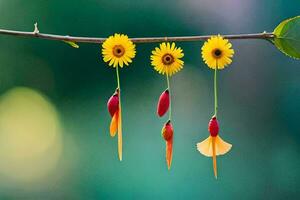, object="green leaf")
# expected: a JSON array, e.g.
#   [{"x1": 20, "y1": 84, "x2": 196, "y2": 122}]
[
  {"x1": 273, "y1": 16, "x2": 300, "y2": 59},
  {"x1": 63, "y1": 41, "x2": 80, "y2": 48}
]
